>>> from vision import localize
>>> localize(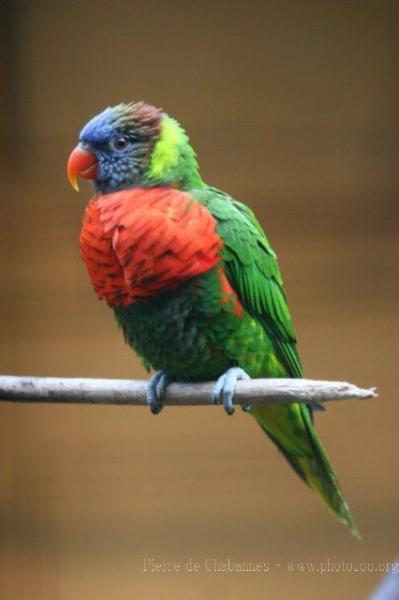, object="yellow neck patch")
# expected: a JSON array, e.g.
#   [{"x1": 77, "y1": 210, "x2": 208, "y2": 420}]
[{"x1": 148, "y1": 116, "x2": 185, "y2": 180}]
